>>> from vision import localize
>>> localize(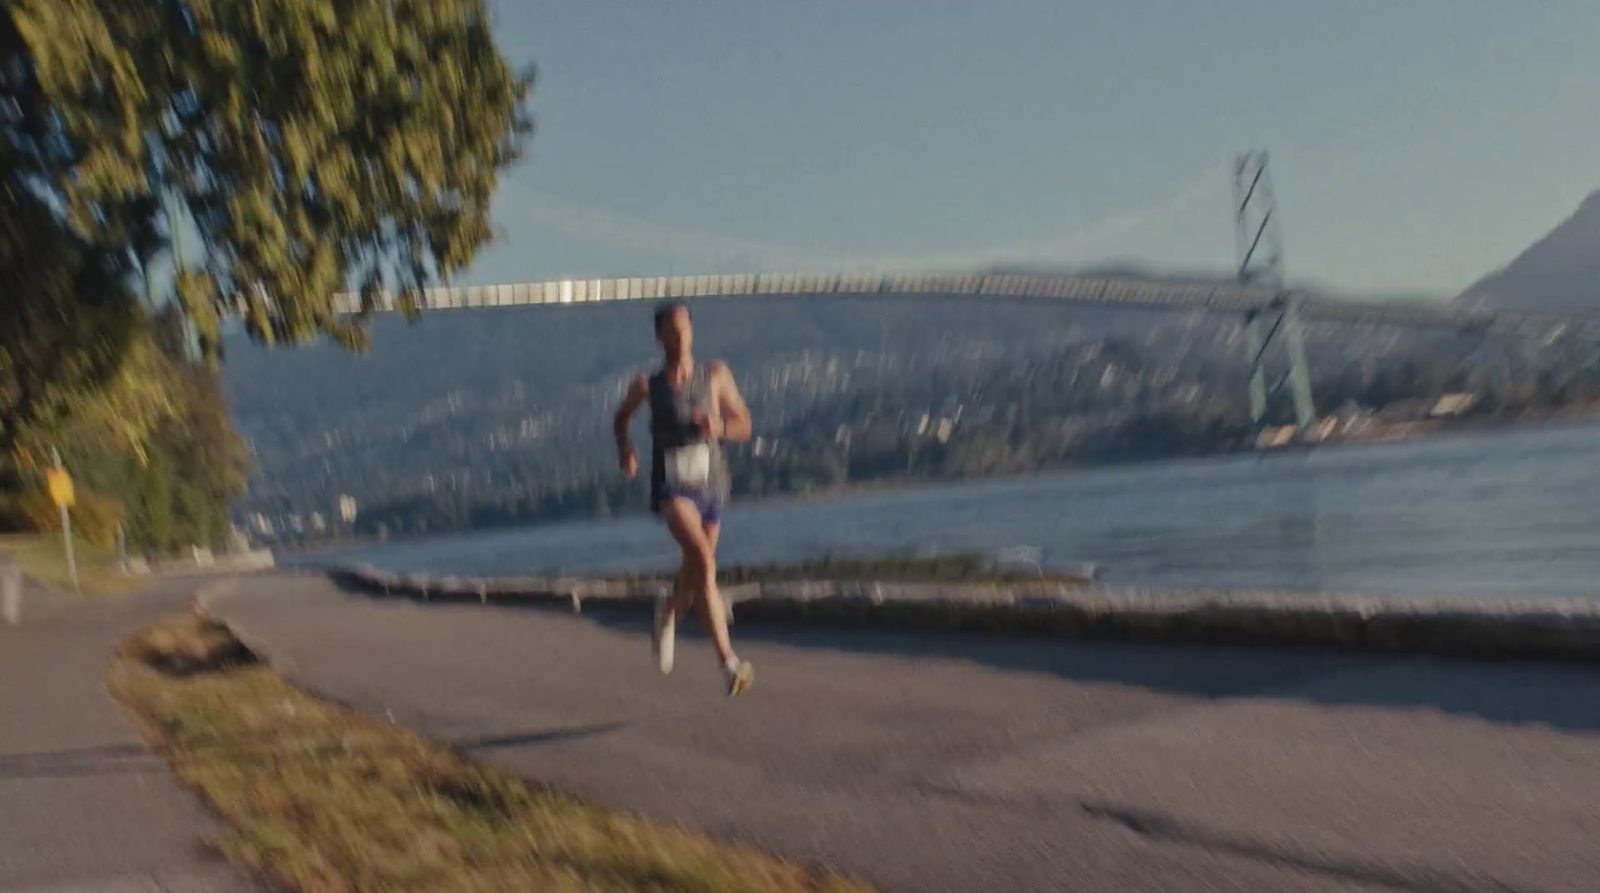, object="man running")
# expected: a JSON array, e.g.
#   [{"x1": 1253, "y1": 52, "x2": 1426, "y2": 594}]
[{"x1": 614, "y1": 302, "x2": 756, "y2": 696}]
